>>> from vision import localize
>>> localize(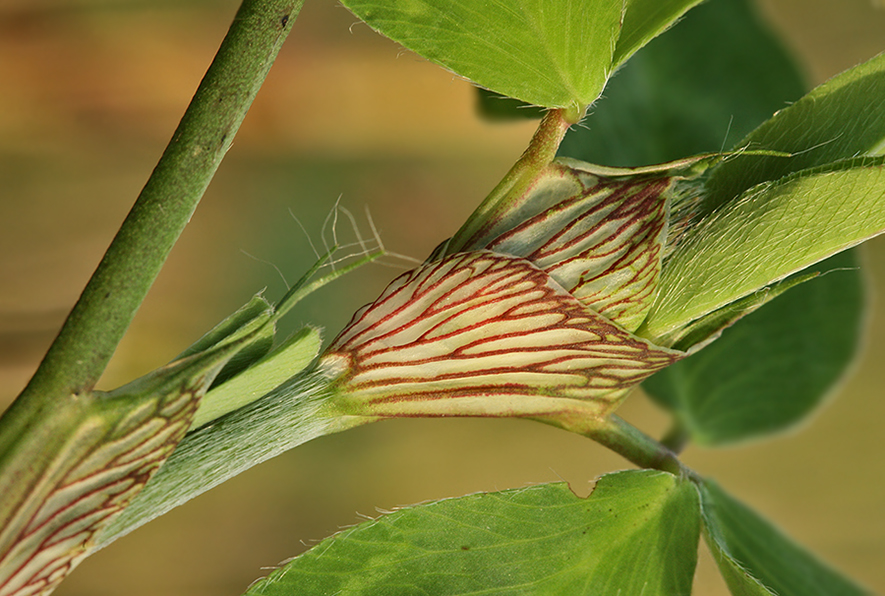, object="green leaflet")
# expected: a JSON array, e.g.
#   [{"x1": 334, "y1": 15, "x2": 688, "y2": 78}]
[
  {"x1": 340, "y1": 0, "x2": 621, "y2": 109},
  {"x1": 643, "y1": 250, "x2": 863, "y2": 445},
  {"x1": 612, "y1": 0, "x2": 705, "y2": 69},
  {"x1": 700, "y1": 480, "x2": 871, "y2": 596},
  {"x1": 476, "y1": 0, "x2": 785, "y2": 130},
  {"x1": 243, "y1": 470, "x2": 700, "y2": 596},
  {"x1": 704, "y1": 51, "x2": 885, "y2": 213},
  {"x1": 624, "y1": 37, "x2": 885, "y2": 350},
  {"x1": 559, "y1": 0, "x2": 806, "y2": 166},
  {"x1": 642, "y1": 158, "x2": 885, "y2": 340},
  {"x1": 341, "y1": 0, "x2": 705, "y2": 110}
]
